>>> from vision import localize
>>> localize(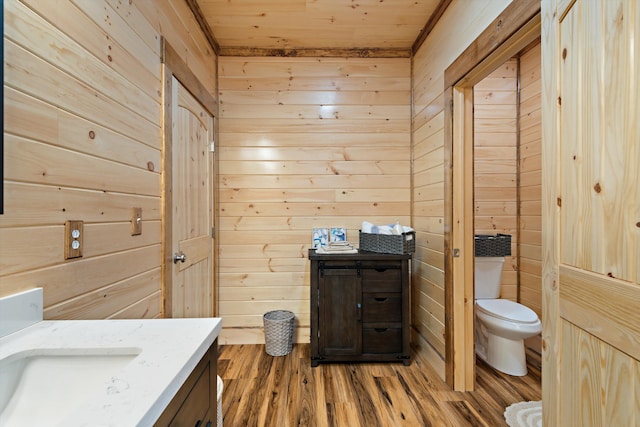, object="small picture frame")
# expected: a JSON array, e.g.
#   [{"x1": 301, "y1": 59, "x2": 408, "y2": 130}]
[
  {"x1": 330, "y1": 227, "x2": 347, "y2": 243},
  {"x1": 312, "y1": 228, "x2": 329, "y2": 248}
]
